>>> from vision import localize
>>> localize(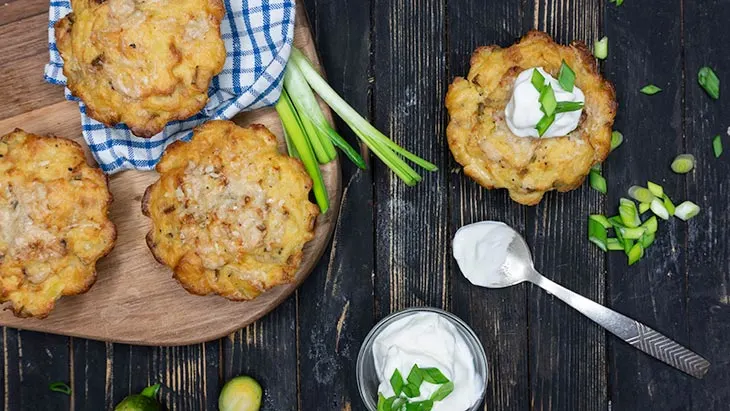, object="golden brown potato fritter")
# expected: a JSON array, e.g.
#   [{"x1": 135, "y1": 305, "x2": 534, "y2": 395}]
[
  {"x1": 55, "y1": 0, "x2": 227, "y2": 137},
  {"x1": 446, "y1": 31, "x2": 617, "y2": 205},
  {"x1": 0, "y1": 130, "x2": 116, "y2": 318},
  {"x1": 142, "y1": 121, "x2": 319, "y2": 300}
]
